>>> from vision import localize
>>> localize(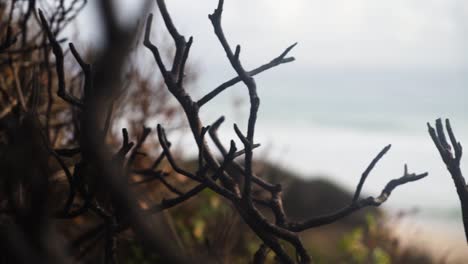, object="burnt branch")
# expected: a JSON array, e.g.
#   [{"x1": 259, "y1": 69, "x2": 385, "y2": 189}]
[
  {"x1": 148, "y1": 141, "x2": 239, "y2": 214},
  {"x1": 38, "y1": 9, "x2": 83, "y2": 107},
  {"x1": 197, "y1": 43, "x2": 297, "y2": 107},
  {"x1": 286, "y1": 150, "x2": 427, "y2": 232},
  {"x1": 208, "y1": 117, "x2": 277, "y2": 191},
  {"x1": 353, "y1": 144, "x2": 391, "y2": 202},
  {"x1": 428, "y1": 118, "x2": 468, "y2": 242},
  {"x1": 0, "y1": 0, "x2": 434, "y2": 262},
  {"x1": 209, "y1": 0, "x2": 259, "y2": 203},
  {"x1": 143, "y1": 14, "x2": 170, "y2": 82},
  {"x1": 157, "y1": 124, "x2": 201, "y2": 182},
  {"x1": 69, "y1": 43, "x2": 92, "y2": 97}
]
